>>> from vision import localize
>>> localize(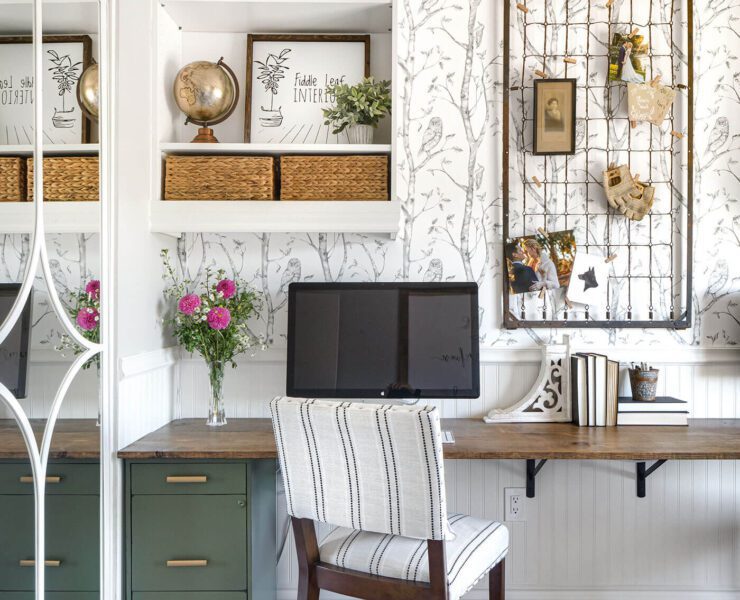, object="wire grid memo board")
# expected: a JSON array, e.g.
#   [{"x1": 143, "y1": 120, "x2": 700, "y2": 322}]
[{"x1": 502, "y1": 0, "x2": 694, "y2": 329}]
